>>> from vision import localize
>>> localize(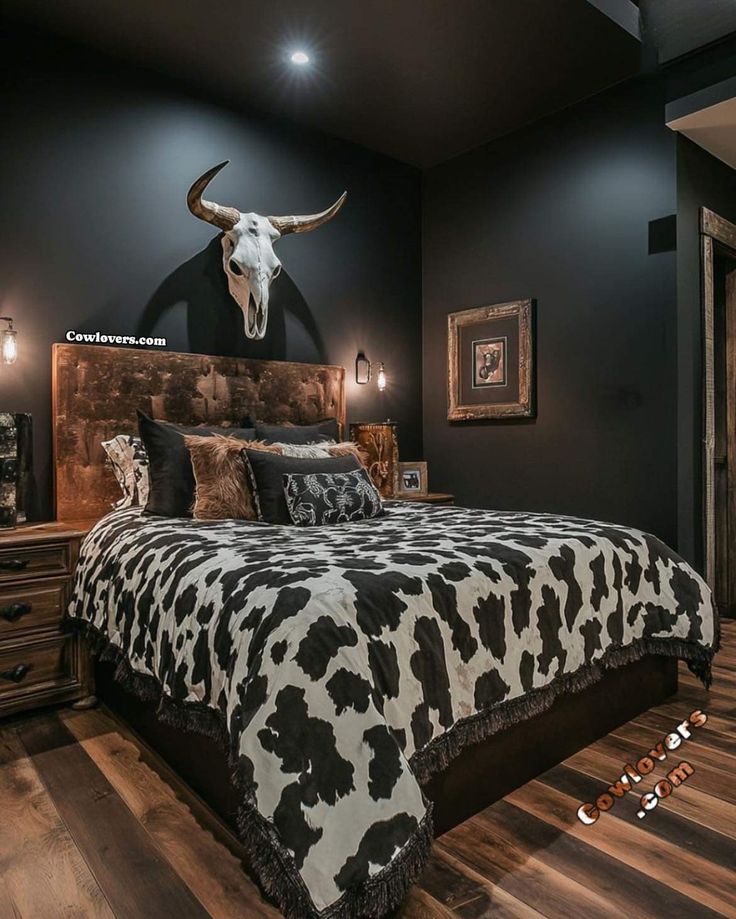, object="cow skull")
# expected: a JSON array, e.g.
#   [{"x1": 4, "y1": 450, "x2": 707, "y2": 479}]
[{"x1": 187, "y1": 161, "x2": 346, "y2": 340}]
